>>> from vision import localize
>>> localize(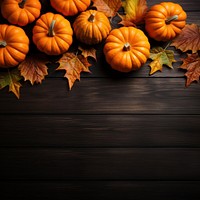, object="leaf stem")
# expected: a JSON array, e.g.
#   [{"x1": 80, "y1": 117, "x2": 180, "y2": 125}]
[{"x1": 164, "y1": 41, "x2": 172, "y2": 50}]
